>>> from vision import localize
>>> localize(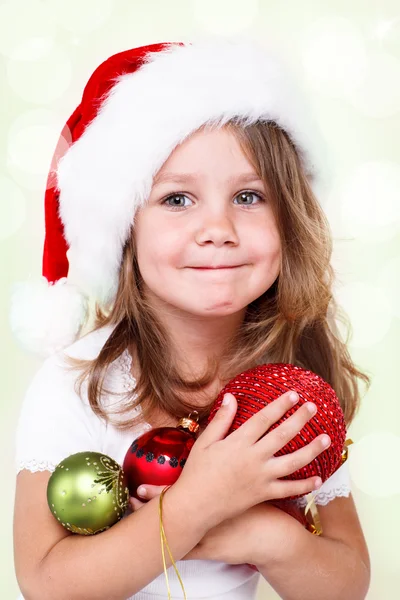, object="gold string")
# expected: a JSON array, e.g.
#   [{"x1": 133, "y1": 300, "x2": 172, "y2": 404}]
[
  {"x1": 159, "y1": 485, "x2": 187, "y2": 599},
  {"x1": 304, "y1": 492, "x2": 322, "y2": 535}
]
